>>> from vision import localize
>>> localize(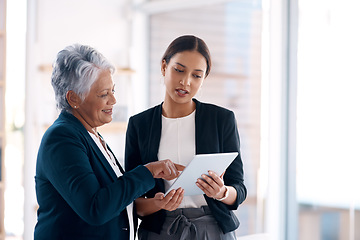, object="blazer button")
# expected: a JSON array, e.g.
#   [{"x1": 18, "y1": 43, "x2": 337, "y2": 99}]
[{"x1": 122, "y1": 228, "x2": 128, "y2": 231}]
